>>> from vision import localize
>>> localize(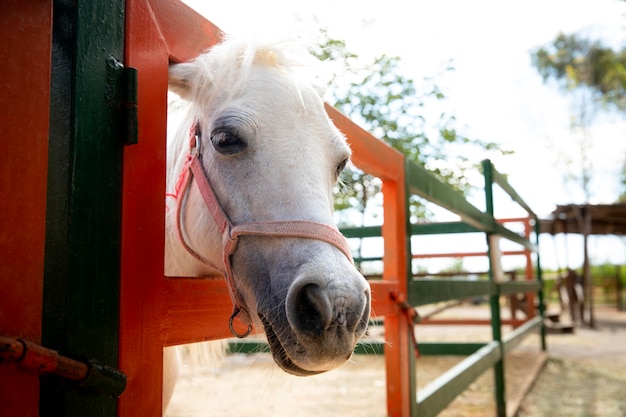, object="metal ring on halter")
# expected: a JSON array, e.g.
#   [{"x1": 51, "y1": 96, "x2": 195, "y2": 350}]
[
  {"x1": 191, "y1": 126, "x2": 201, "y2": 156},
  {"x1": 229, "y1": 307, "x2": 253, "y2": 338}
]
